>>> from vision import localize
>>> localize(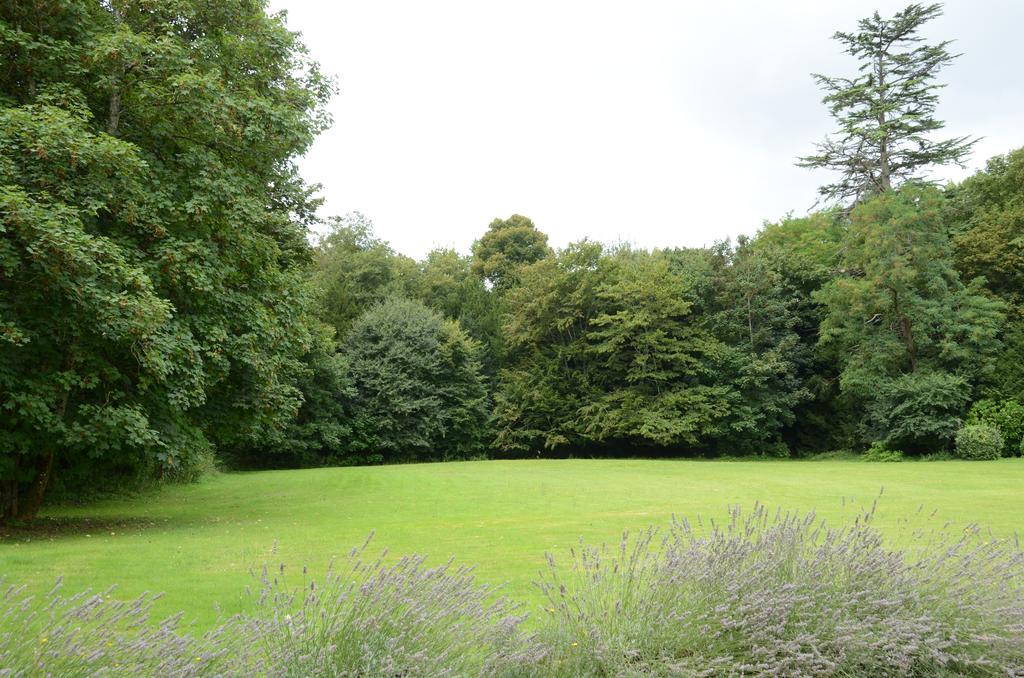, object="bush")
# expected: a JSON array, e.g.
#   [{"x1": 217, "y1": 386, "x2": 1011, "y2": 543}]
[
  {"x1": 234, "y1": 539, "x2": 544, "y2": 675},
  {"x1": 534, "y1": 504, "x2": 1024, "y2": 675},
  {"x1": 862, "y1": 442, "x2": 904, "y2": 462},
  {"x1": 955, "y1": 423, "x2": 1005, "y2": 460},
  {"x1": 967, "y1": 398, "x2": 1024, "y2": 456},
  {"x1": 0, "y1": 538, "x2": 545, "y2": 677},
  {"x1": 865, "y1": 370, "x2": 971, "y2": 452}
]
